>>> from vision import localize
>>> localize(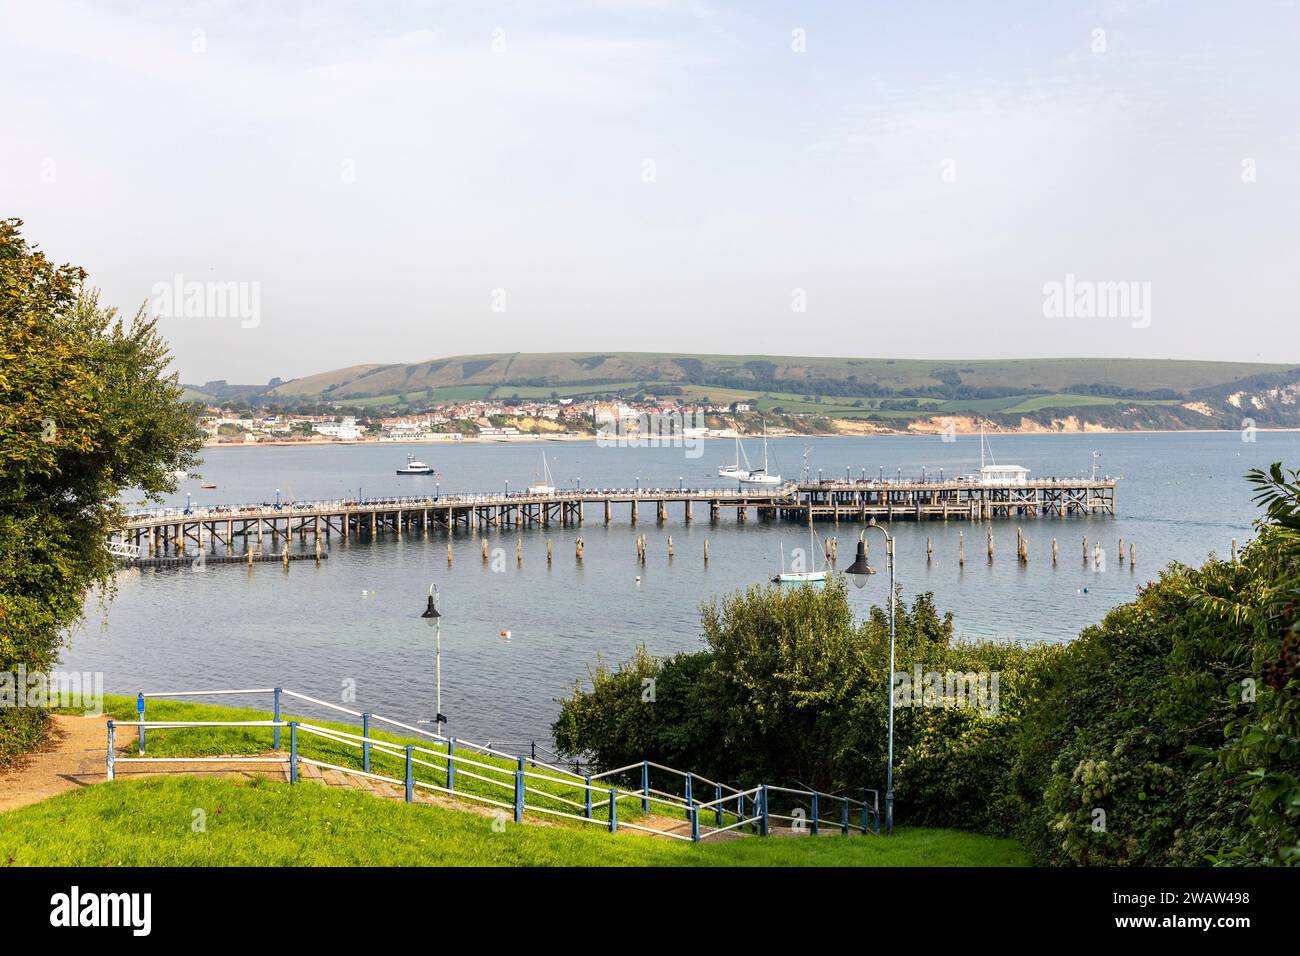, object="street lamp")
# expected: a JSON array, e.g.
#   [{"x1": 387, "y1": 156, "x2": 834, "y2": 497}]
[
  {"x1": 420, "y1": 583, "x2": 446, "y2": 736},
  {"x1": 844, "y1": 519, "x2": 897, "y2": 836},
  {"x1": 504, "y1": 479, "x2": 509, "y2": 497},
  {"x1": 679, "y1": 476, "x2": 684, "y2": 491},
  {"x1": 274, "y1": 488, "x2": 281, "y2": 510}
]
